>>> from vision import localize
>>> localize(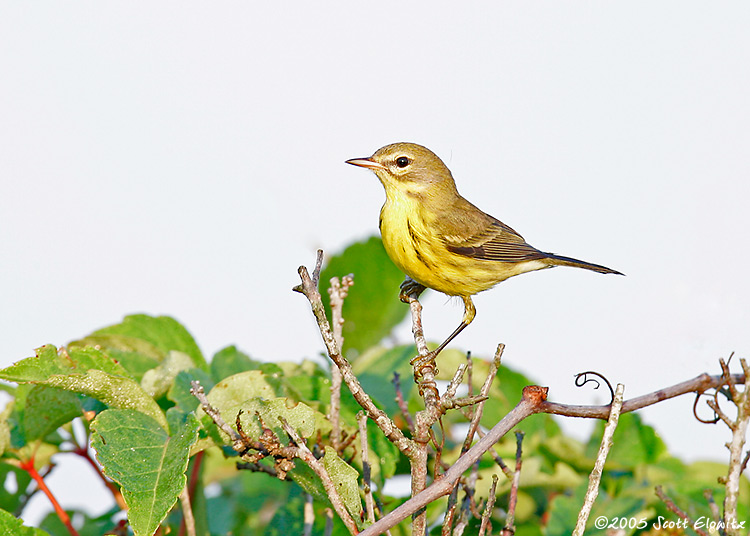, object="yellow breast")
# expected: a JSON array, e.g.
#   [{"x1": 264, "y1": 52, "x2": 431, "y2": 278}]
[{"x1": 379, "y1": 196, "x2": 542, "y2": 297}]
